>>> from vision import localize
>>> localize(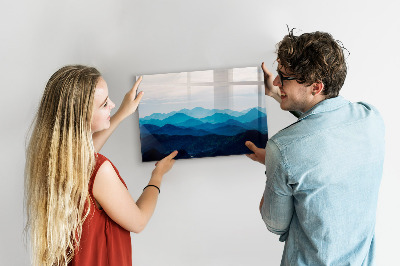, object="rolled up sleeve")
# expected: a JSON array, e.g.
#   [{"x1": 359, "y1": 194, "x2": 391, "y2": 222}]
[{"x1": 260, "y1": 139, "x2": 294, "y2": 241}]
